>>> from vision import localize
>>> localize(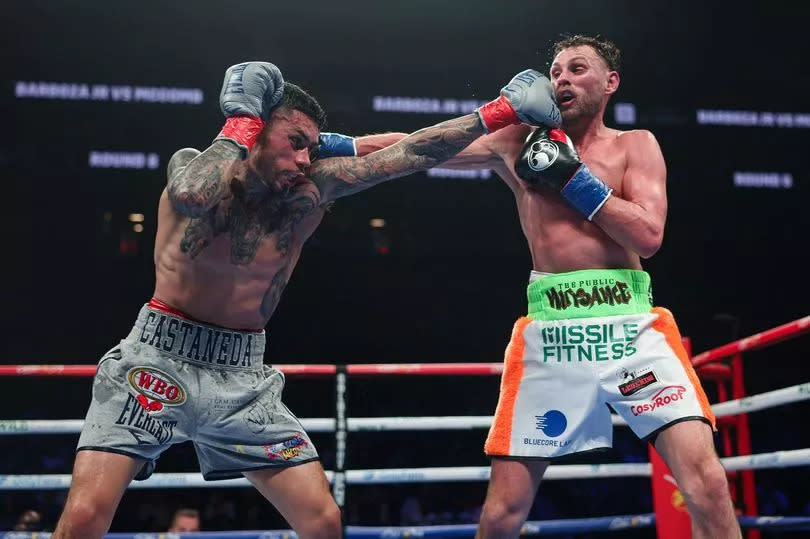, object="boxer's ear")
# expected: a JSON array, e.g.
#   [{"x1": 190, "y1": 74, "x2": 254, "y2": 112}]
[{"x1": 605, "y1": 70, "x2": 620, "y2": 95}]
